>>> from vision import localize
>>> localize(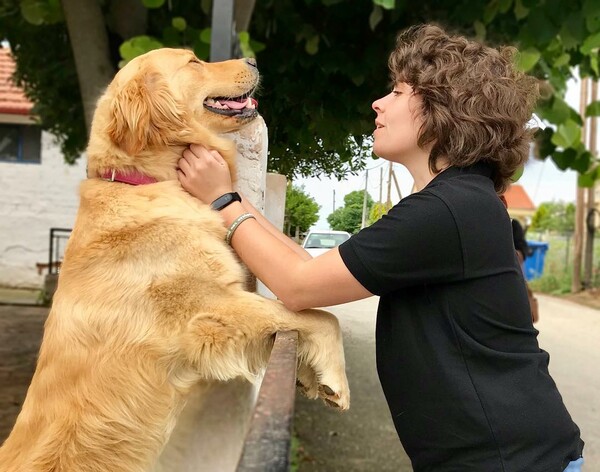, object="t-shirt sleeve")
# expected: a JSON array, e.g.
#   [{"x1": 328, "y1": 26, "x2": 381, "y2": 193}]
[{"x1": 338, "y1": 190, "x2": 464, "y2": 296}]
